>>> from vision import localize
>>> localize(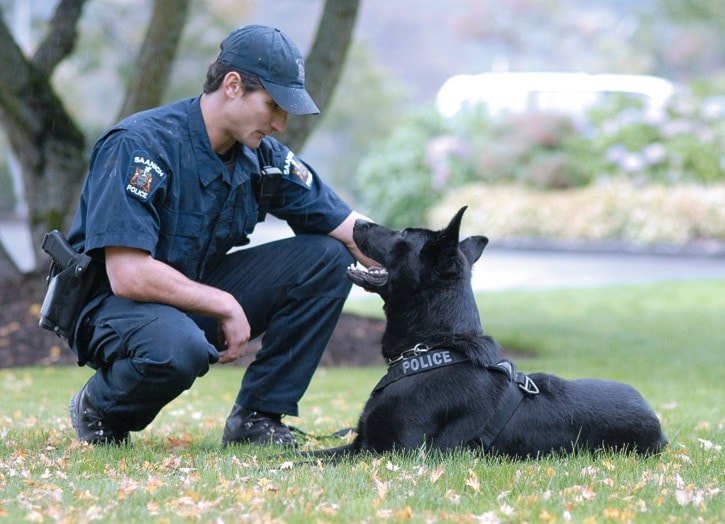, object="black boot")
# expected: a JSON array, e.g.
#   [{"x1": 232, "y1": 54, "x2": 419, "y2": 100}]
[
  {"x1": 70, "y1": 383, "x2": 130, "y2": 445},
  {"x1": 221, "y1": 404, "x2": 296, "y2": 447}
]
